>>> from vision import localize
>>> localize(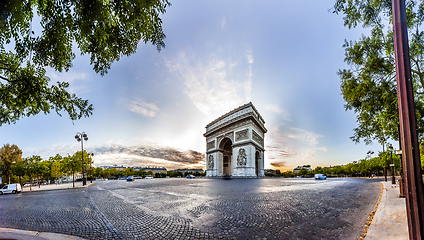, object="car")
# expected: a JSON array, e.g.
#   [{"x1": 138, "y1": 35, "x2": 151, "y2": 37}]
[
  {"x1": 315, "y1": 174, "x2": 327, "y2": 180},
  {"x1": 144, "y1": 175, "x2": 153, "y2": 179},
  {"x1": 186, "y1": 175, "x2": 195, "y2": 179},
  {"x1": 0, "y1": 183, "x2": 22, "y2": 194},
  {"x1": 127, "y1": 176, "x2": 134, "y2": 181},
  {"x1": 222, "y1": 174, "x2": 232, "y2": 180}
]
